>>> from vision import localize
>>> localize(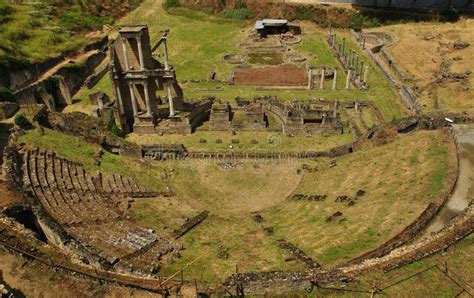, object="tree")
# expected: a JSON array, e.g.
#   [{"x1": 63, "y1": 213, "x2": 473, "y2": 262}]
[{"x1": 14, "y1": 113, "x2": 31, "y2": 129}]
